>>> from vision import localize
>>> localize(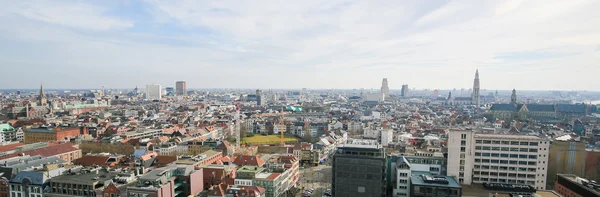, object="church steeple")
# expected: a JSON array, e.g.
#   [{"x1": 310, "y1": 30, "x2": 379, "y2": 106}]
[
  {"x1": 38, "y1": 84, "x2": 47, "y2": 105},
  {"x1": 511, "y1": 89, "x2": 517, "y2": 104},
  {"x1": 472, "y1": 69, "x2": 480, "y2": 106}
]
